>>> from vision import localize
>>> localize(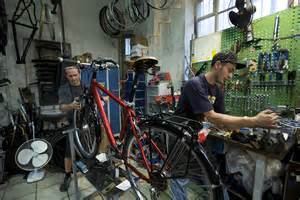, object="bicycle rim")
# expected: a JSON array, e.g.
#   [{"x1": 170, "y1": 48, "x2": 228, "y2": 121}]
[
  {"x1": 74, "y1": 101, "x2": 99, "y2": 159},
  {"x1": 124, "y1": 123, "x2": 218, "y2": 200}
]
